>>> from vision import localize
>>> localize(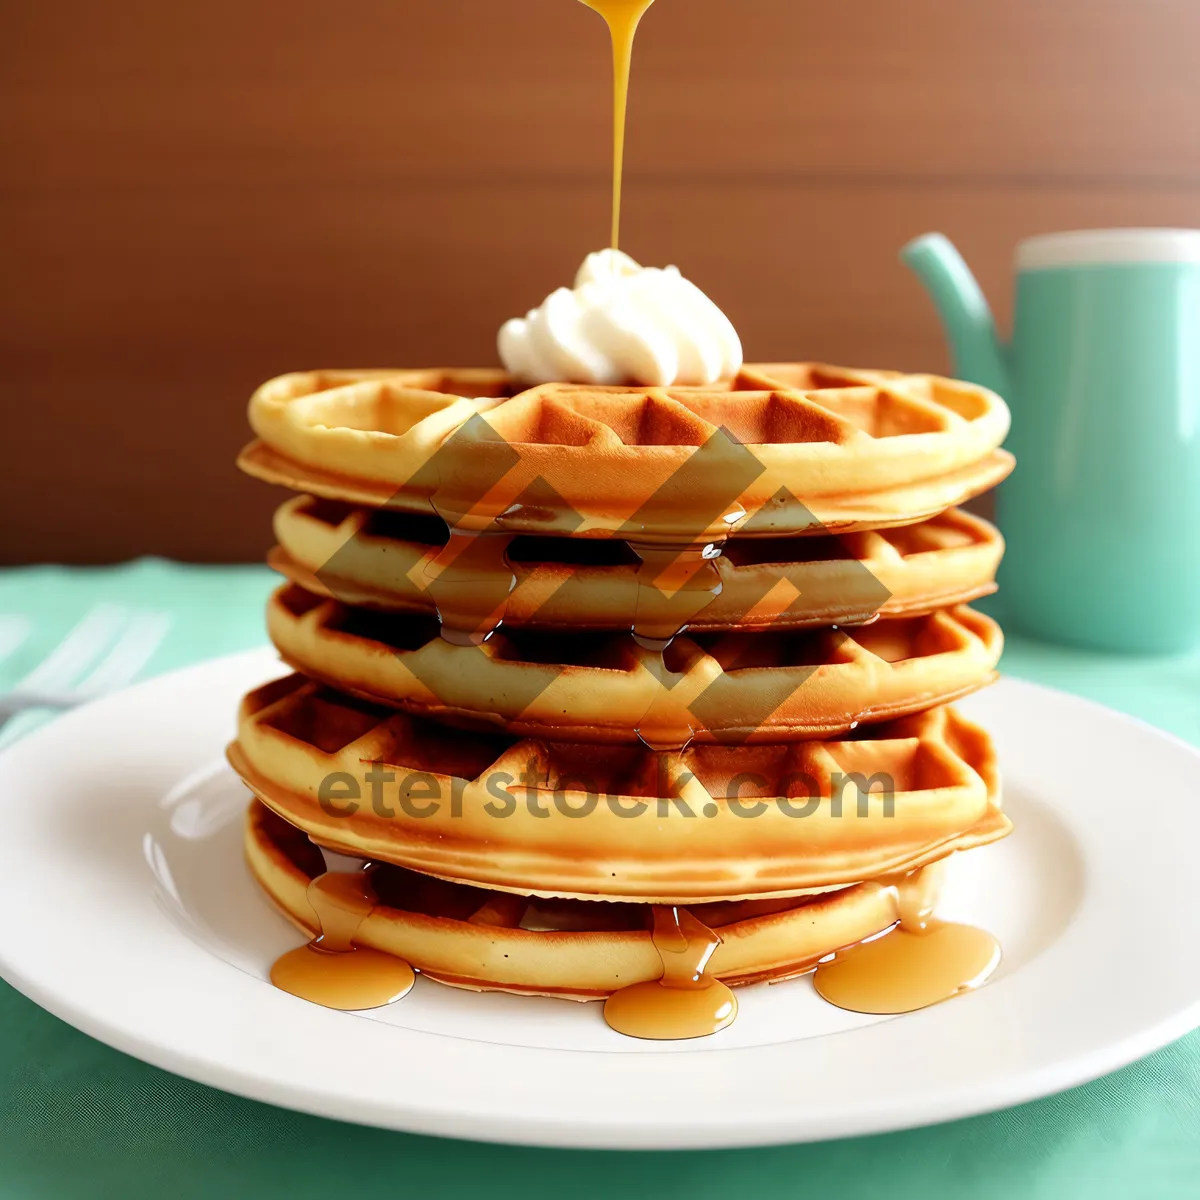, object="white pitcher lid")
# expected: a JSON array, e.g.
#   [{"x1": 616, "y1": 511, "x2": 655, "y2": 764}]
[{"x1": 1018, "y1": 228, "x2": 1200, "y2": 270}]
